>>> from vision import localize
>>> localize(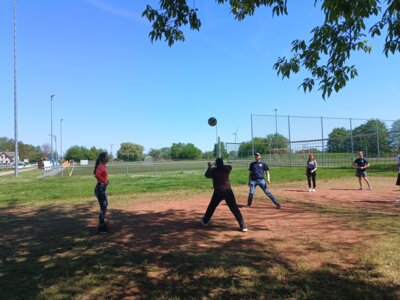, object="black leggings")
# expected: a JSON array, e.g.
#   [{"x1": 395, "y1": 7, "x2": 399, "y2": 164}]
[
  {"x1": 307, "y1": 171, "x2": 316, "y2": 189},
  {"x1": 203, "y1": 189, "x2": 246, "y2": 229},
  {"x1": 95, "y1": 183, "x2": 108, "y2": 224}
]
